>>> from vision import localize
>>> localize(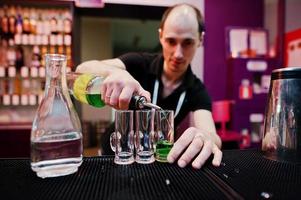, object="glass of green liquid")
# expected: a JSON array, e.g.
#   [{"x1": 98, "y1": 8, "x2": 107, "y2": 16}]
[{"x1": 155, "y1": 110, "x2": 174, "y2": 162}]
